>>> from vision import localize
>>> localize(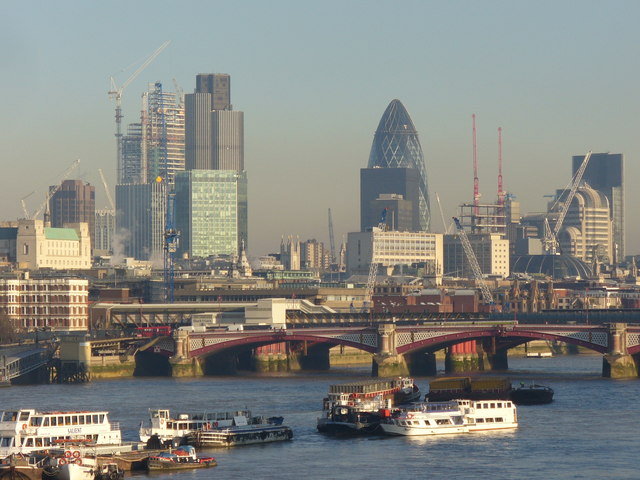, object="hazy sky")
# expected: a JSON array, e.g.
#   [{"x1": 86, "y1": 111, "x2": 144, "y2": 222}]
[{"x1": 2, "y1": 1, "x2": 639, "y2": 258}]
